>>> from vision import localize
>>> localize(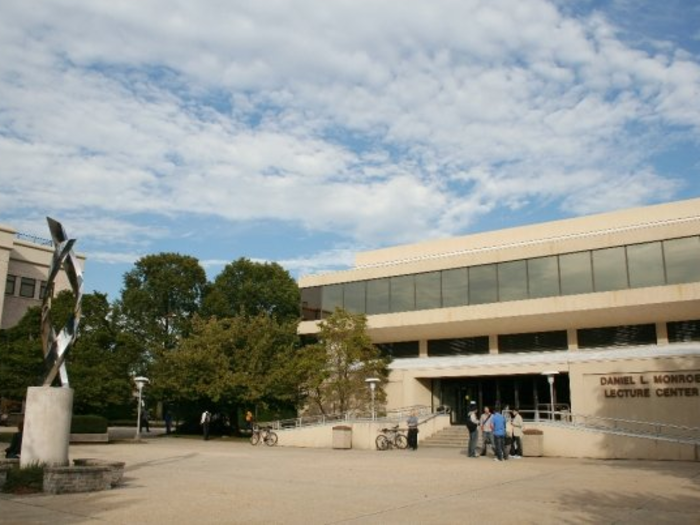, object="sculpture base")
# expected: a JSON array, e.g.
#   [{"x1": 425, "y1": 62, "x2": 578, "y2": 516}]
[{"x1": 21, "y1": 386, "x2": 74, "y2": 467}]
